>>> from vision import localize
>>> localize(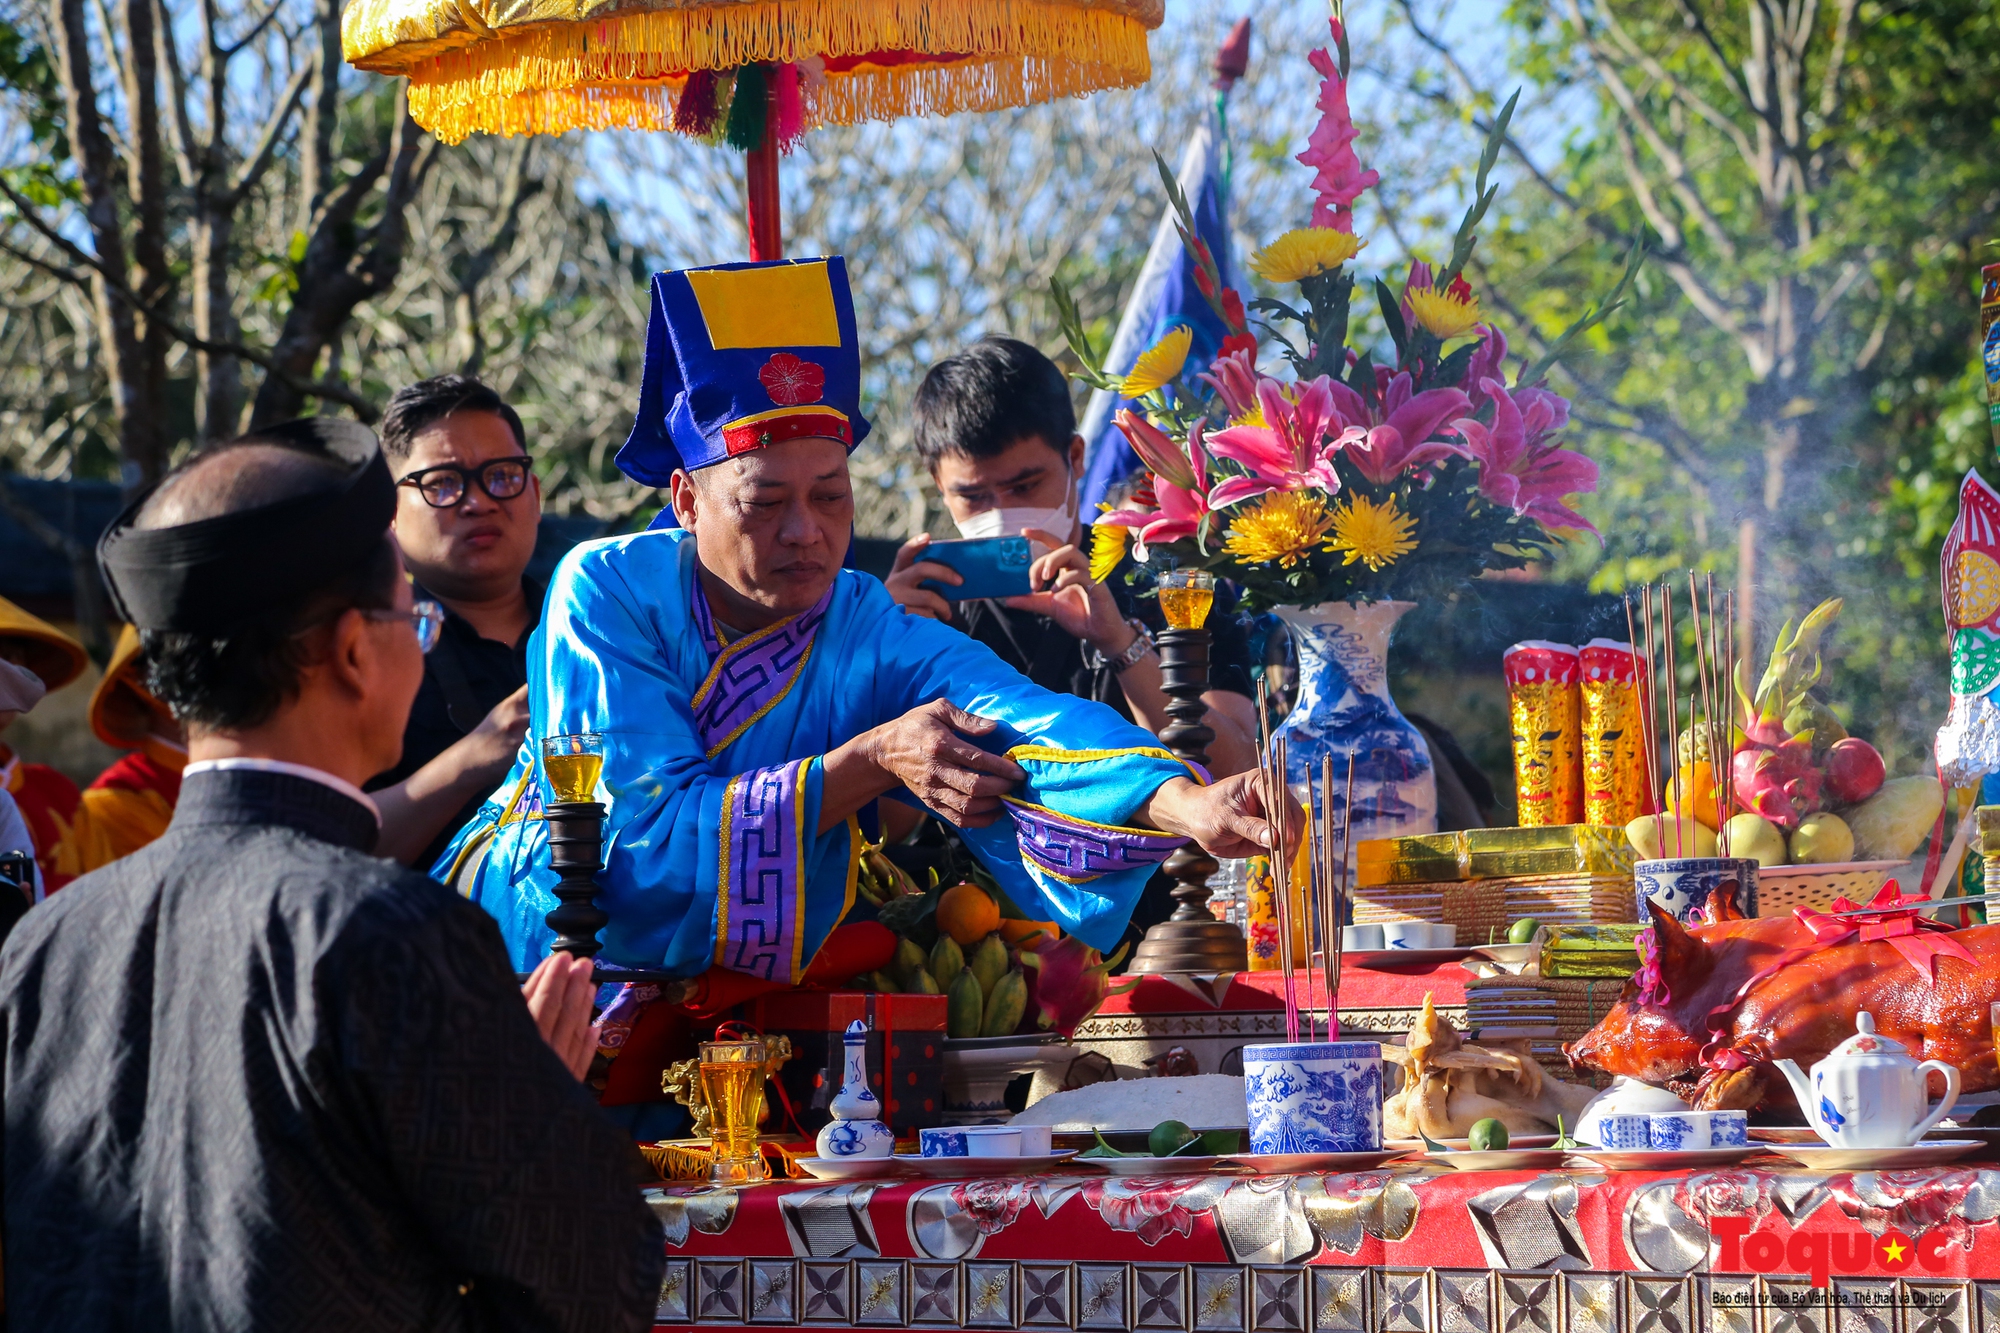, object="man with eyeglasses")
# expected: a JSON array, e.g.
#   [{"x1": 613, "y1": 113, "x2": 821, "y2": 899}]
[
  {"x1": 367, "y1": 374, "x2": 543, "y2": 869},
  {"x1": 1, "y1": 418, "x2": 662, "y2": 1330}
]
